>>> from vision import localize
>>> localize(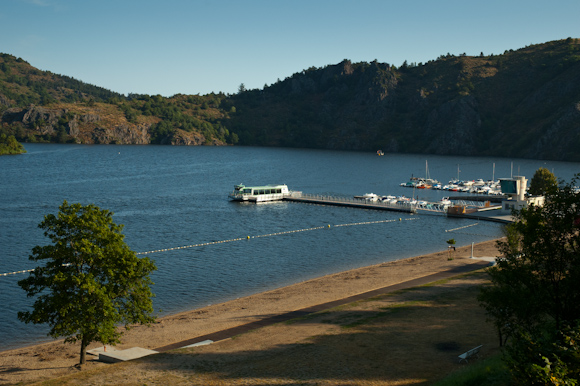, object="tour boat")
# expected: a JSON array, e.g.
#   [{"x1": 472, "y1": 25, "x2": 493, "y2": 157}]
[{"x1": 229, "y1": 184, "x2": 291, "y2": 202}]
